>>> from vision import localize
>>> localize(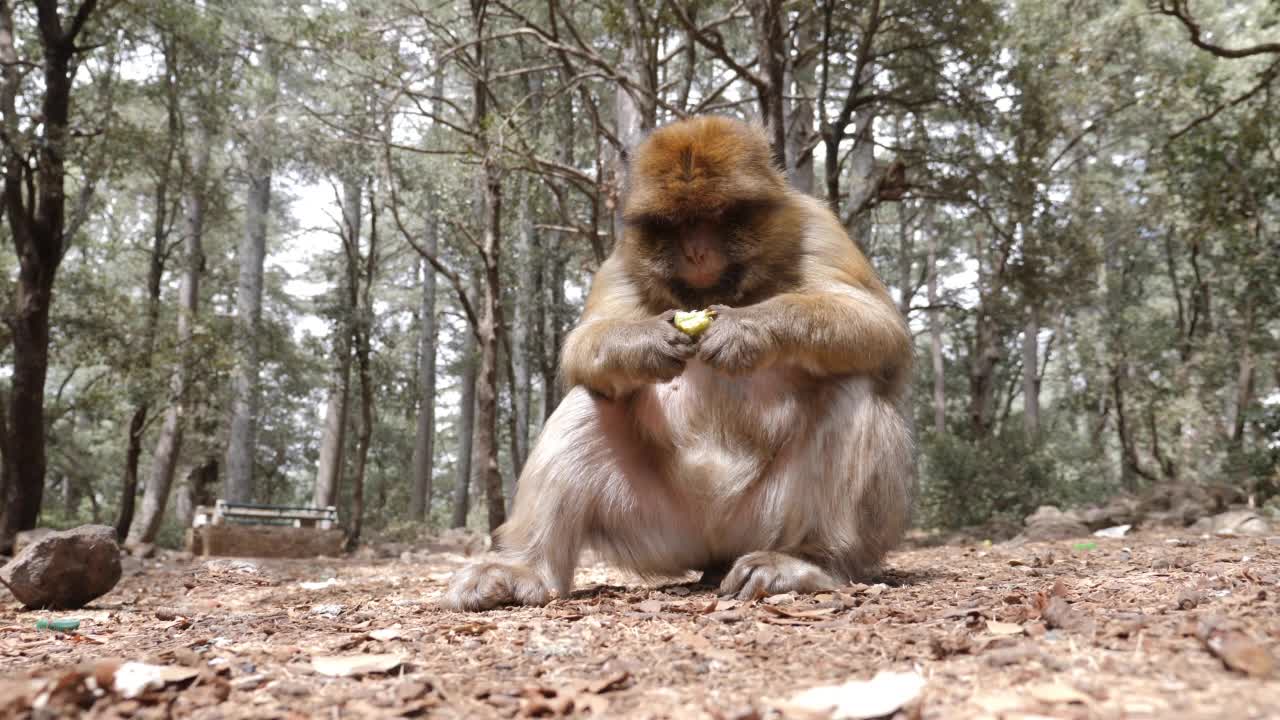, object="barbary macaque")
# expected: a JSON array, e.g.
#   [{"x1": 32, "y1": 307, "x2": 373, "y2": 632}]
[{"x1": 444, "y1": 116, "x2": 914, "y2": 610}]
